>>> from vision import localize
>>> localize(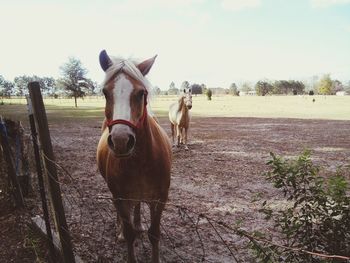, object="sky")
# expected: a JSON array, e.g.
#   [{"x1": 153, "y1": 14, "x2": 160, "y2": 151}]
[{"x1": 0, "y1": 0, "x2": 350, "y2": 89}]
